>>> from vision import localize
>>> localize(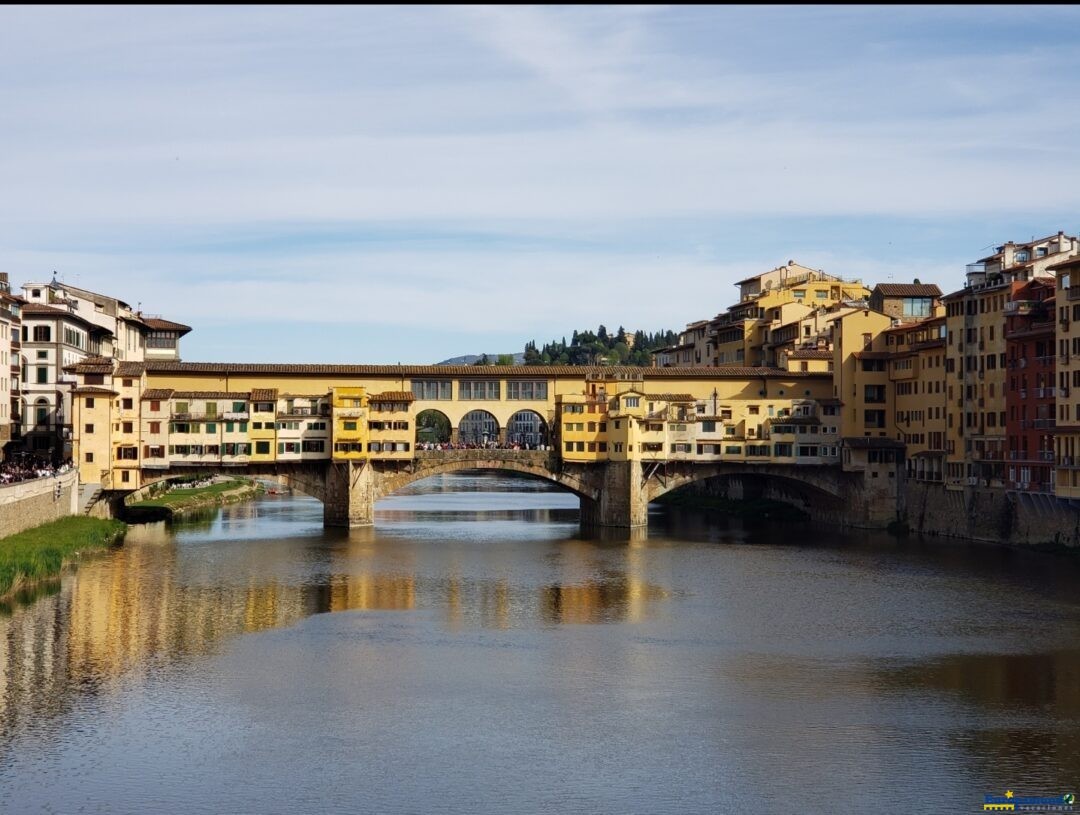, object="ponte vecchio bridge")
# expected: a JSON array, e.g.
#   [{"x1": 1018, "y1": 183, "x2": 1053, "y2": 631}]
[{"x1": 69, "y1": 360, "x2": 903, "y2": 530}]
